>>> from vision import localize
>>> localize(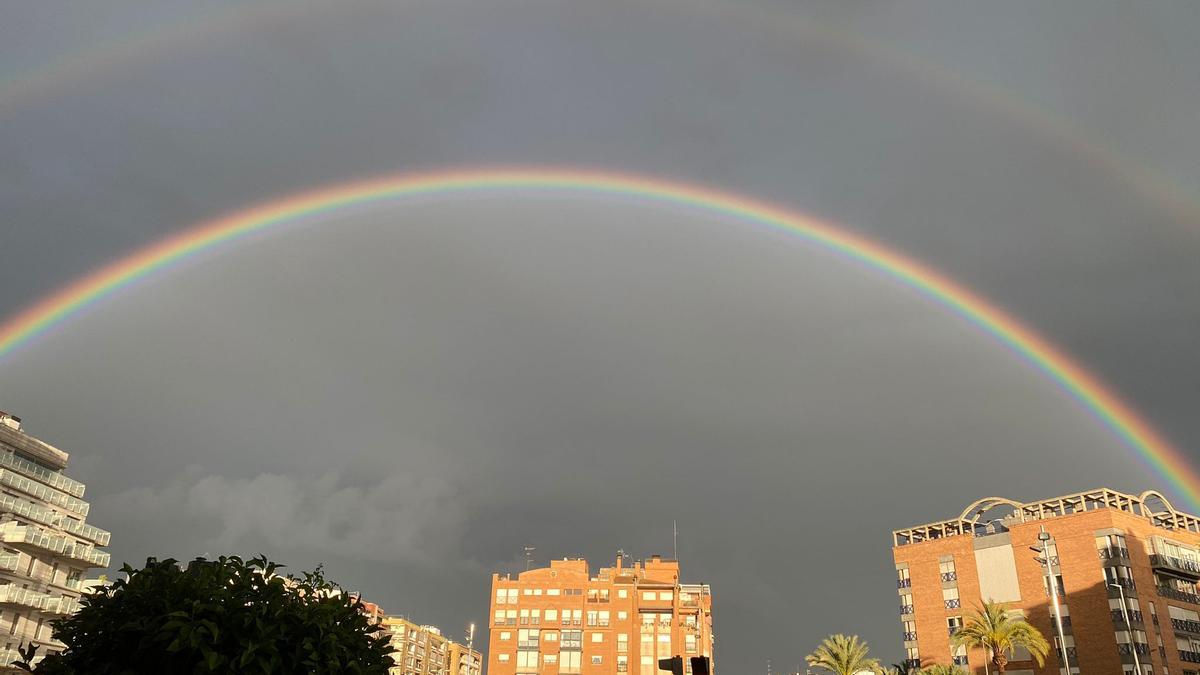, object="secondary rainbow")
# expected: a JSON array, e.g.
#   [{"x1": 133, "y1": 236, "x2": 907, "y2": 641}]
[{"x1": 1, "y1": 167, "x2": 1195, "y2": 509}]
